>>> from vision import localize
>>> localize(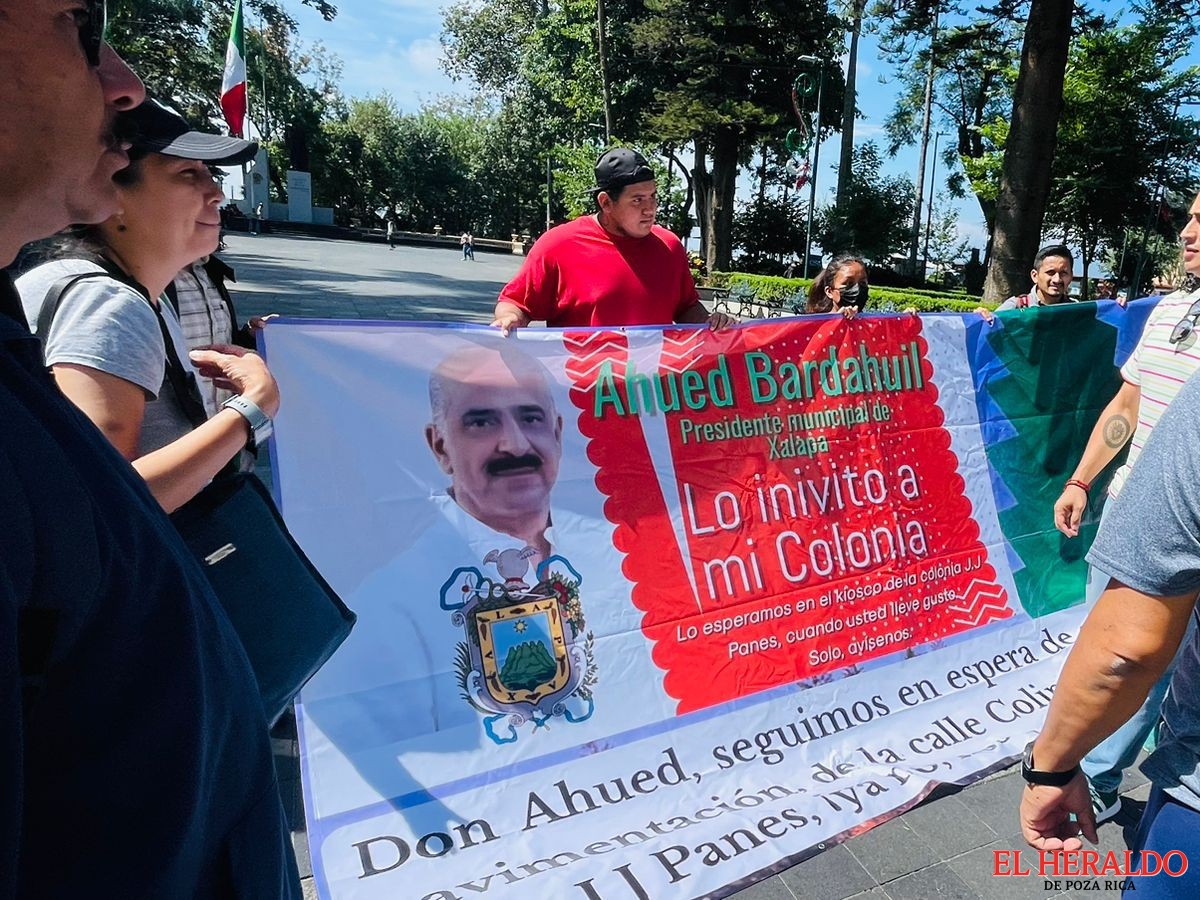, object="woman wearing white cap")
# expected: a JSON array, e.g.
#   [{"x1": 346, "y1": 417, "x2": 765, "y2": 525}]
[{"x1": 18, "y1": 99, "x2": 279, "y2": 512}]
